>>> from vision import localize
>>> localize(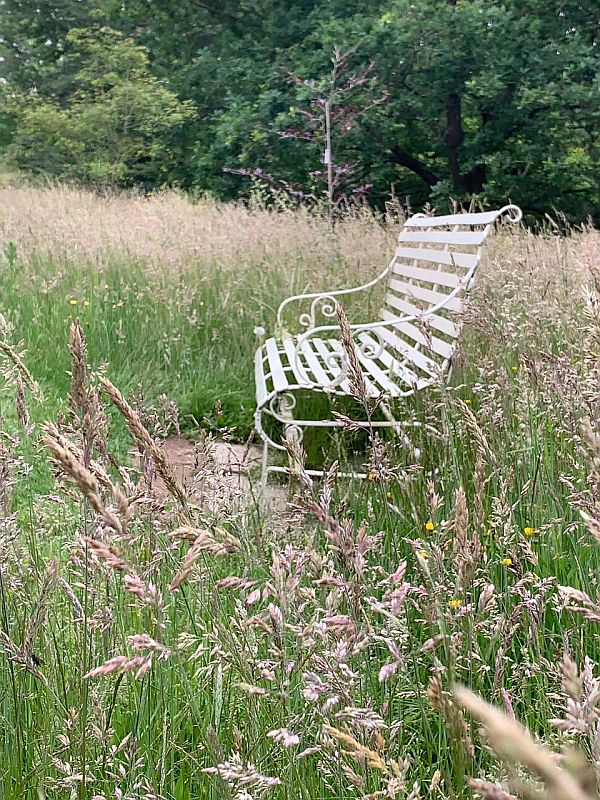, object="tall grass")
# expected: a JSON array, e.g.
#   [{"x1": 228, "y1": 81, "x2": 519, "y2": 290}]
[{"x1": 0, "y1": 184, "x2": 599, "y2": 799}]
